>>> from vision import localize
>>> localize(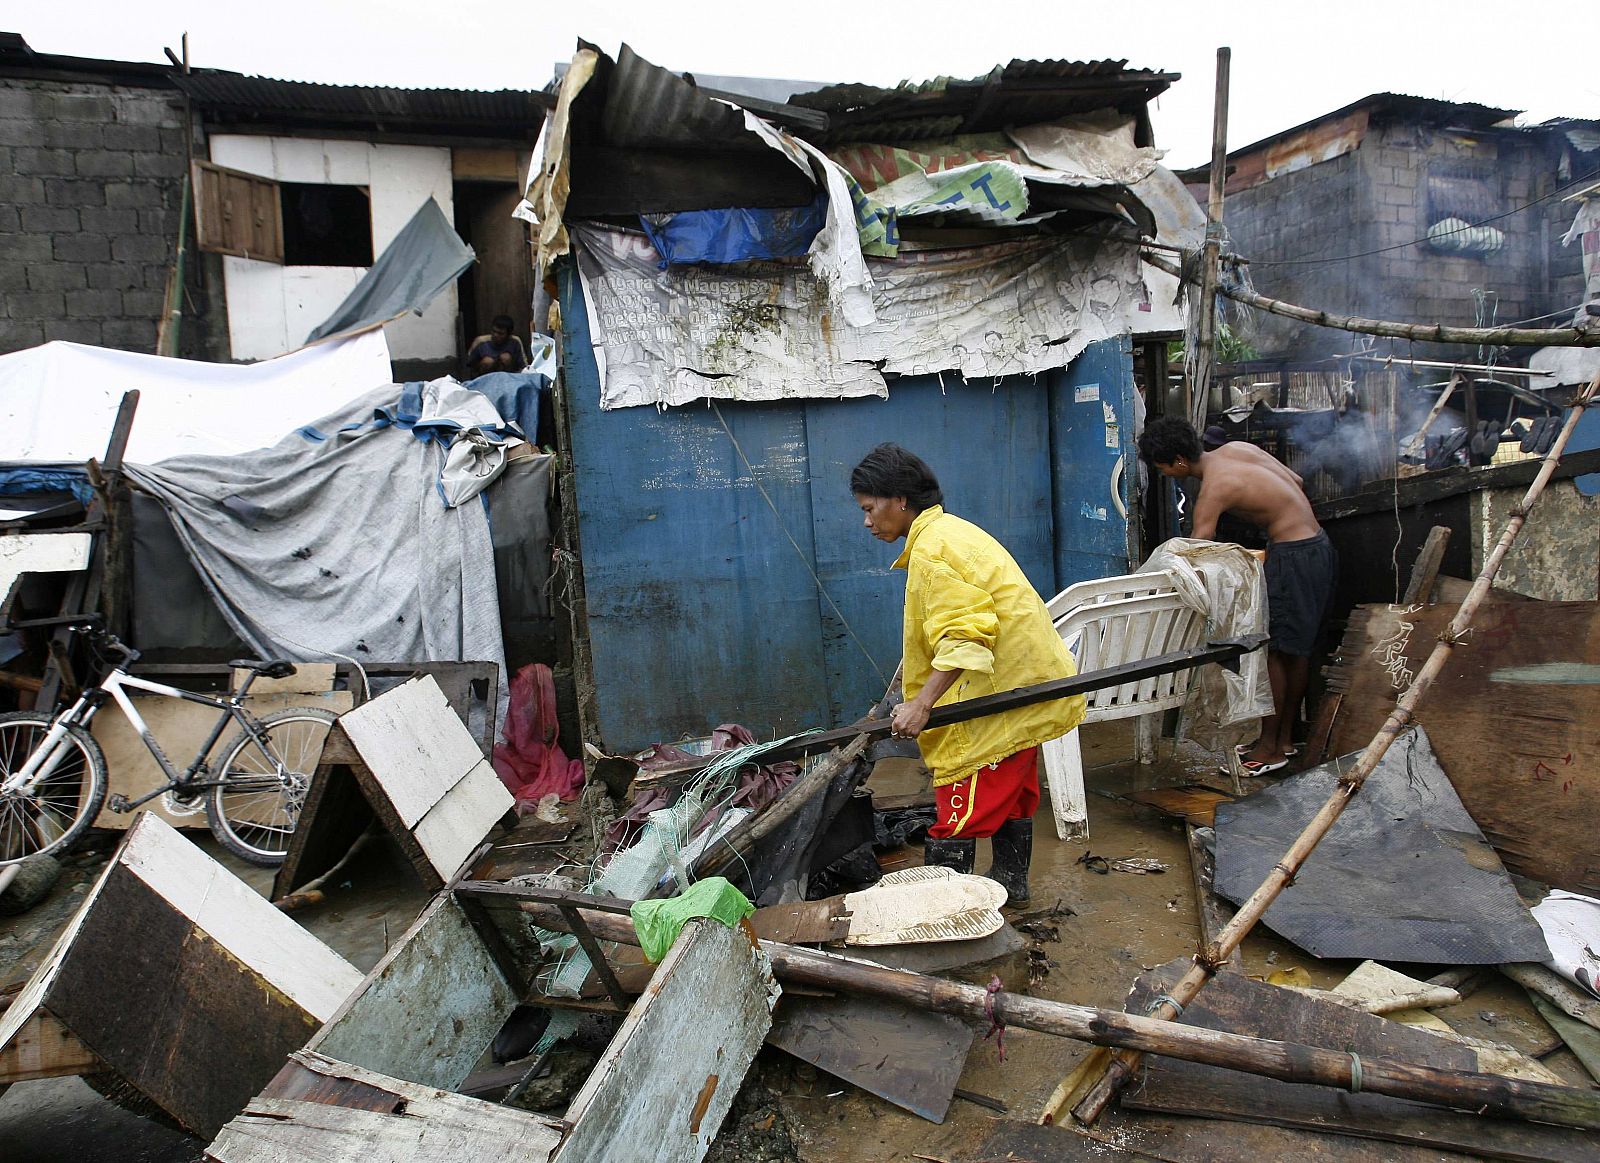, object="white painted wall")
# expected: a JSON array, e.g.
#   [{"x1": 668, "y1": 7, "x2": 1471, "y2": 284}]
[{"x1": 210, "y1": 135, "x2": 458, "y2": 364}]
